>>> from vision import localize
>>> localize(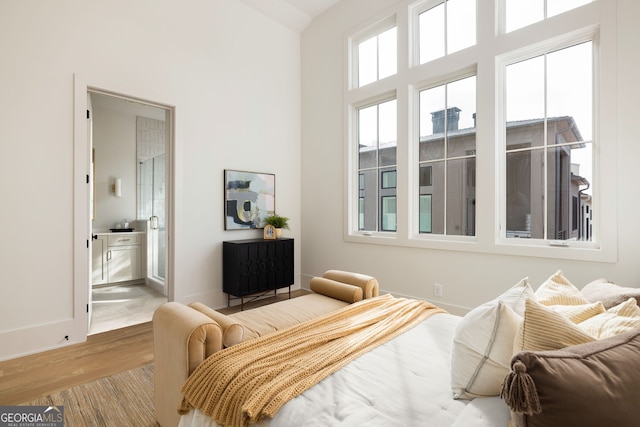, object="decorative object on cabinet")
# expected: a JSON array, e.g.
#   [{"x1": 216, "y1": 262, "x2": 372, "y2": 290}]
[
  {"x1": 223, "y1": 238, "x2": 294, "y2": 309},
  {"x1": 224, "y1": 169, "x2": 275, "y2": 230},
  {"x1": 264, "y1": 213, "x2": 289, "y2": 238},
  {"x1": 263, "y1": 224, "x2": 276, "y2": 240}
]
